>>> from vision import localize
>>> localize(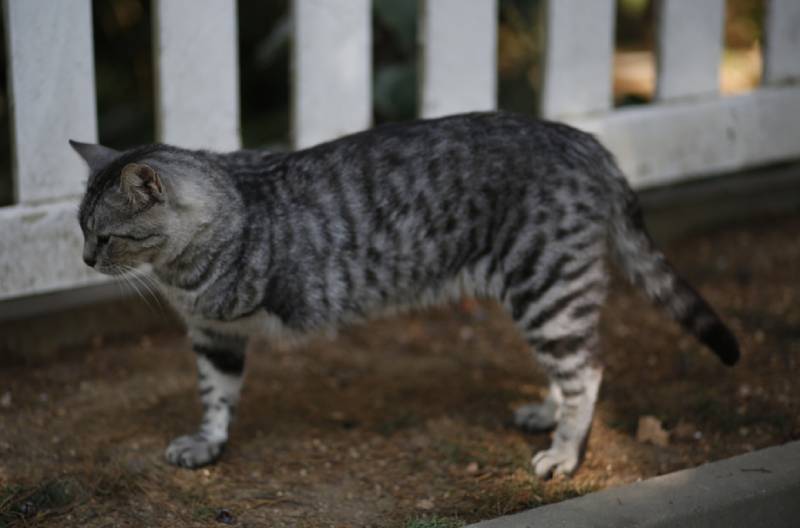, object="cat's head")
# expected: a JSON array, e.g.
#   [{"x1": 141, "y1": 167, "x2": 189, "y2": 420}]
[{"x1": 70, "y1": 140, "x2": 215, "y2": 275}]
